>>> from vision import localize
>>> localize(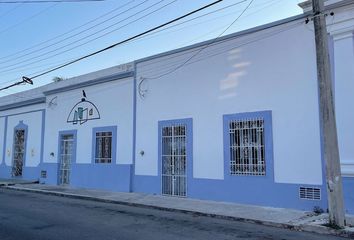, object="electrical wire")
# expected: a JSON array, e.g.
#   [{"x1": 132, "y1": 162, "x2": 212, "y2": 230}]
[
  {"x1": 0, "y1": 0, "x2": 138, "y2": 62},
  {"x1": 0, "y1": 0, "x2": 249, "y2": 73},
  {"x1": 0, "y1": 0, "x2": 276, "y2": 63},
  {"x1": 0, "y1": 0, "x2": 160, "y2": 67},
  {"x1": 2, "y1": 0, "x2": 352, "y2": 95},
  {"x1": 0, "y1": 0, "x2": 252, "y2": 86},
  {"x1": 0, "y1": 0, "x2": 305, "y2": 93},
  {"x1": 0, "y1": 0, "x2": 224, "y2": 94},
  {"x1": 0, "y1": 0, "x2": 273, "y2": 75},
  {"x1": 2, "y1": 56, "x2": 78, "y2": 83},
  {"x1": 0, "y1": 0, "x2": 175, "y2": 72},
  {"x1": 139, "y1": 21, "x2": 303, "y2": 77},
  {"x1": 125, "y1": 0, "x2": 287, "y2": 68},
  {"x1": 2, "y1": 19, "x2": 305, "y2": 100},
  {"x1": 24, "y1": 0, "x2": 224, "y2": 80},
  {"x1": 0, "y1": 0, "x2": 104, "y2": 3},
  {"x1": 0, "y1": 2, "x2": 24, "y2": 20},
  {"x1": 173, "y1": 0, "x2": 282, "y2": 50},
  {"x1": 131, "y1": 11, "x2": 308, "y2": 70},
  {"x1": 0, "y1": 3, "x2": 57, "y2": 35},
  {"x1": 144, "y1": 0, "x2": 255, "y2": 80}
]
